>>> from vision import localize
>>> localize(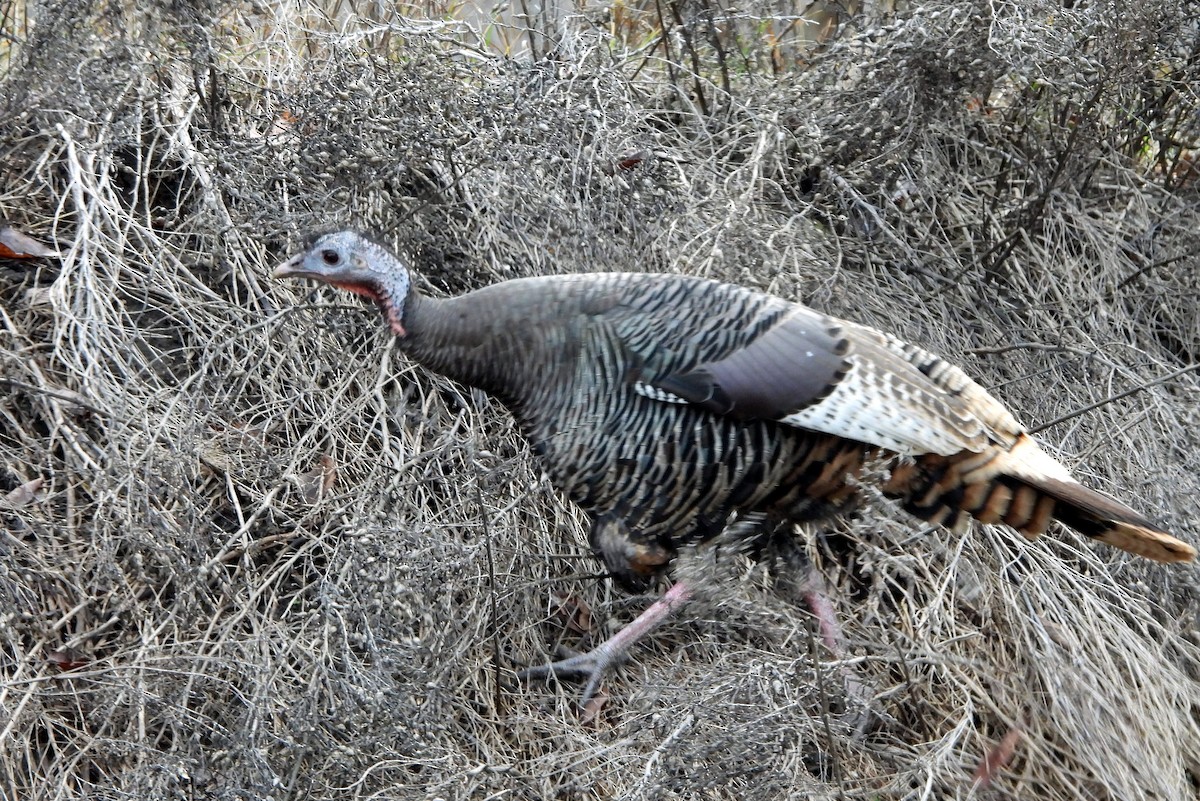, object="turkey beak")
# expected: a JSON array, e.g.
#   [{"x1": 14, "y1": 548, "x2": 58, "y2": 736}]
[{"x1": 272, "y1": 253, "x2": 305, "y2": 280}]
